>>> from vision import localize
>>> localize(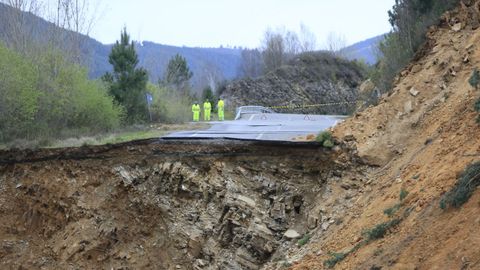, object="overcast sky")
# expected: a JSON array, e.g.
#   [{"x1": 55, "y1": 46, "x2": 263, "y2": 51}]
[{"x1": 87, "y1": 0, "x2": 395, "y2": 48}]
